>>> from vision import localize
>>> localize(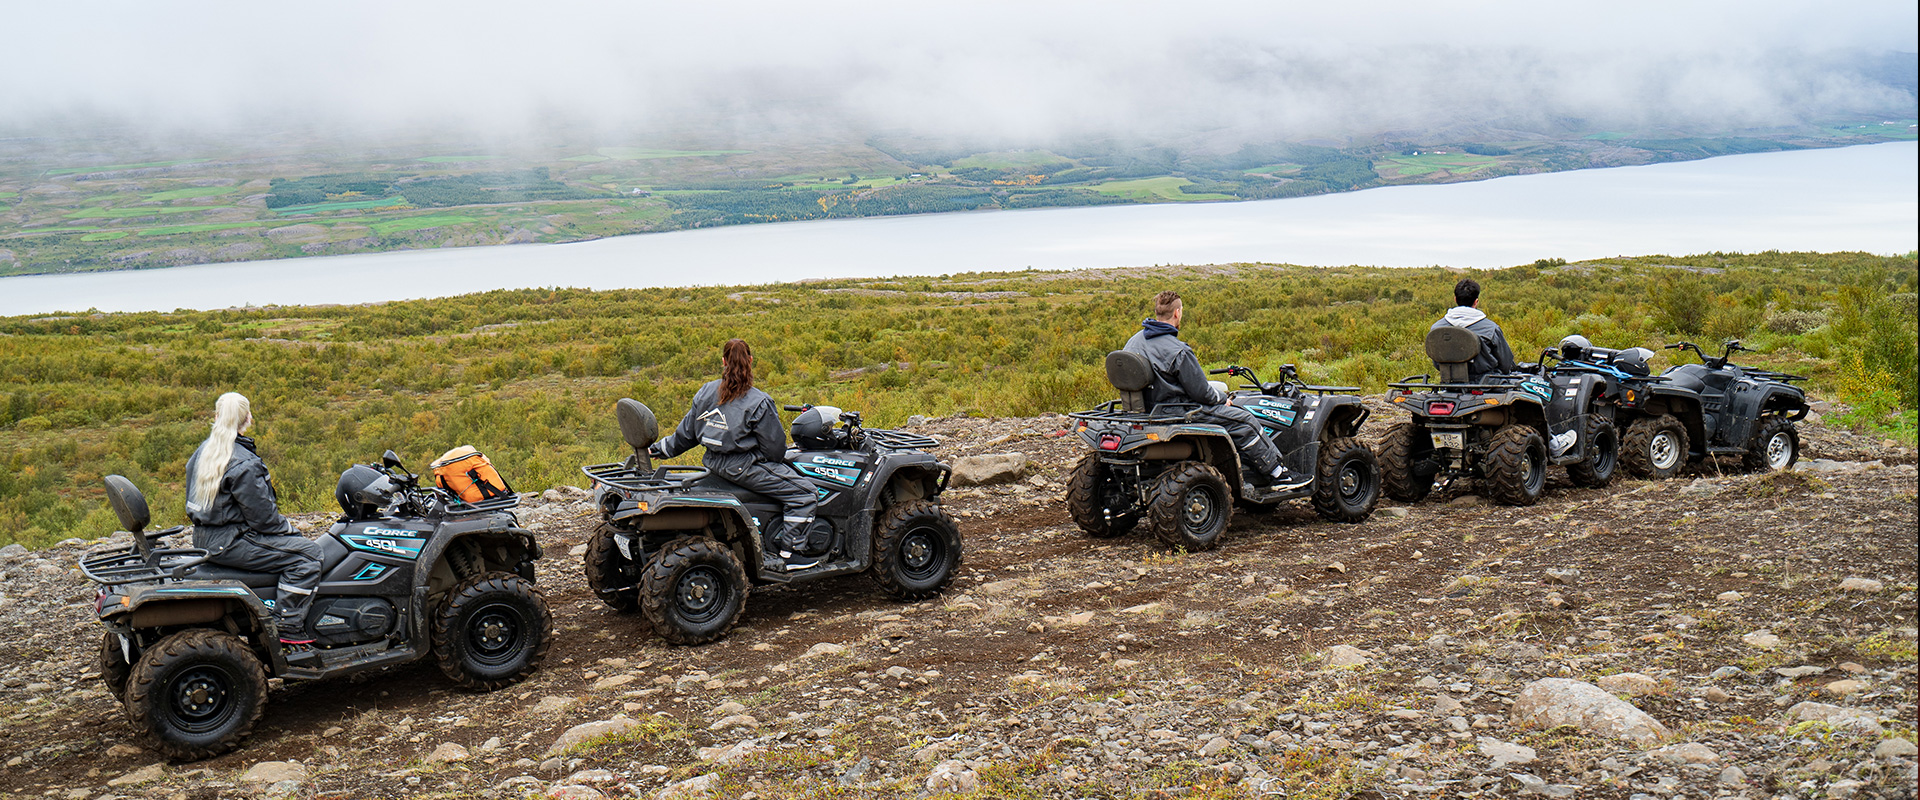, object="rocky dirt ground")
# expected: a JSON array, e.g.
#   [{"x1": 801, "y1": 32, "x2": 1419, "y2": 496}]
[{"x1": 0, "y1": 407, "x2": 1914, "y2": 800}]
